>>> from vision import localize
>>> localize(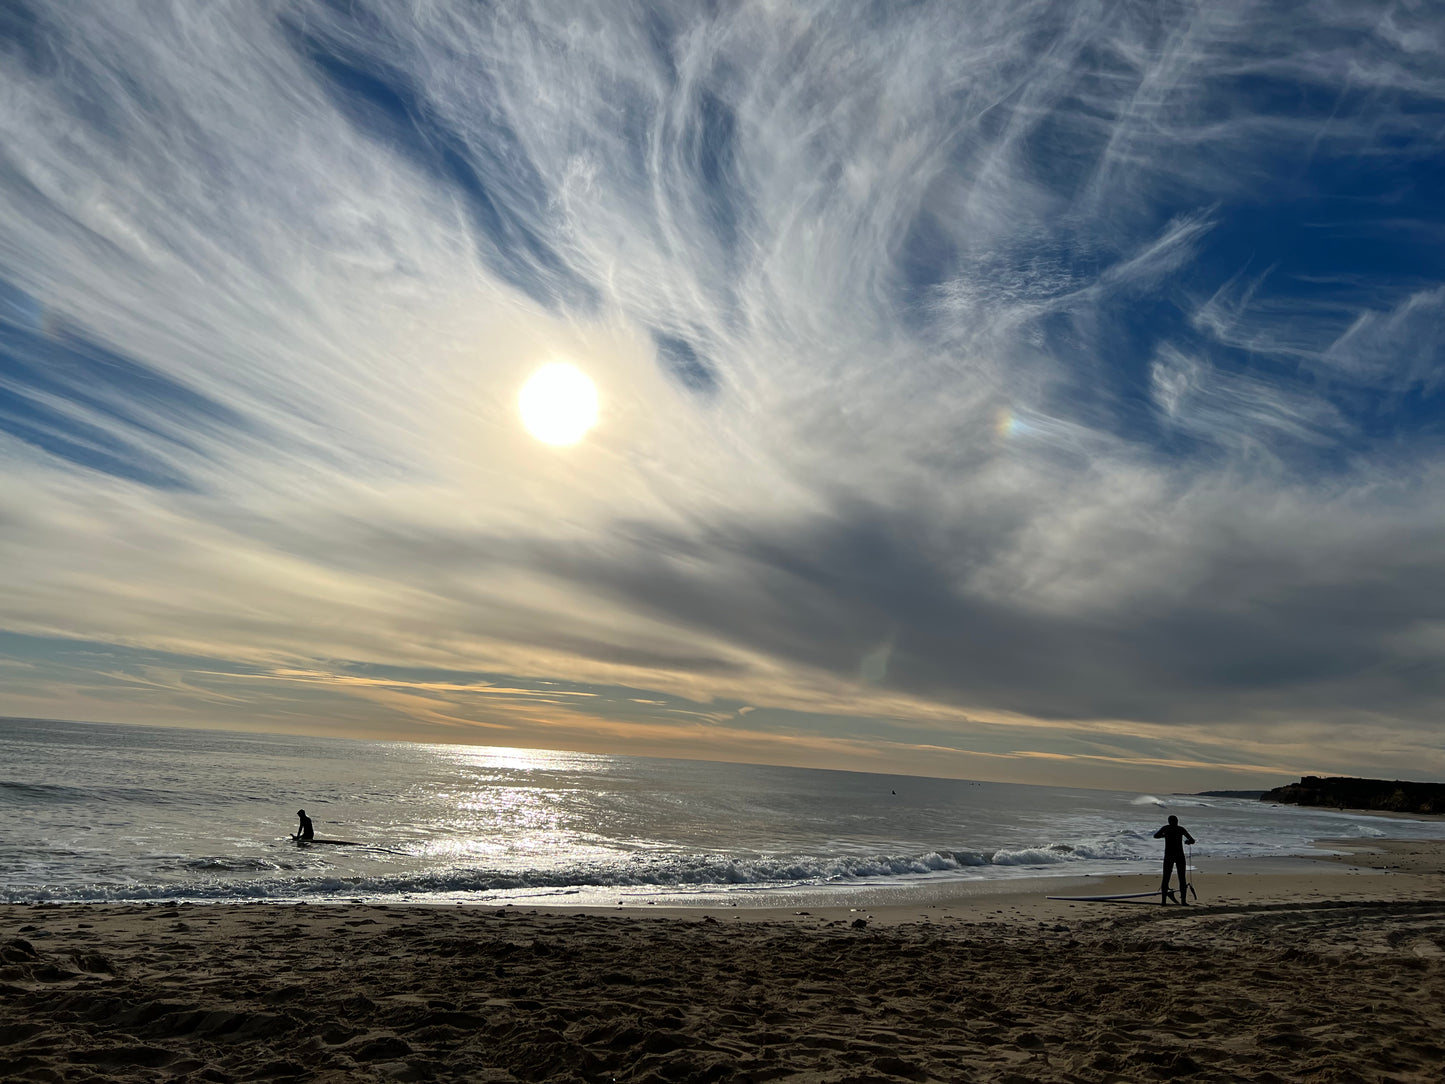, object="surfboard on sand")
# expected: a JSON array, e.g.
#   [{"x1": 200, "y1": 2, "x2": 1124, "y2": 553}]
[{"x1": 1045, "y1": 890, "x2": 1169, "y2": 902}]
